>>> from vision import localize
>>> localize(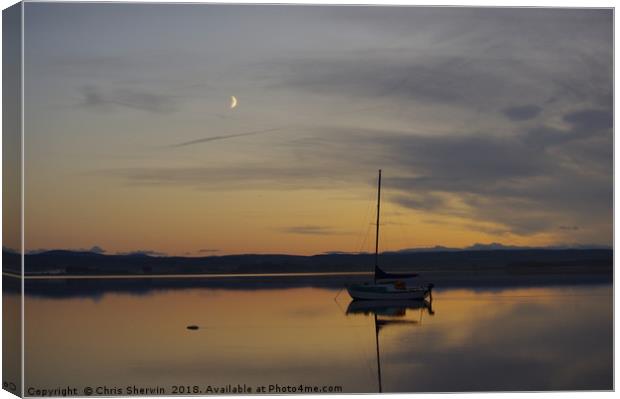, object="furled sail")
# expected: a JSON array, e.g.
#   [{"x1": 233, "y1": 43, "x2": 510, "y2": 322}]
[{"x1": 374, "y1": 265, "x2": 419, "y2": 280}]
